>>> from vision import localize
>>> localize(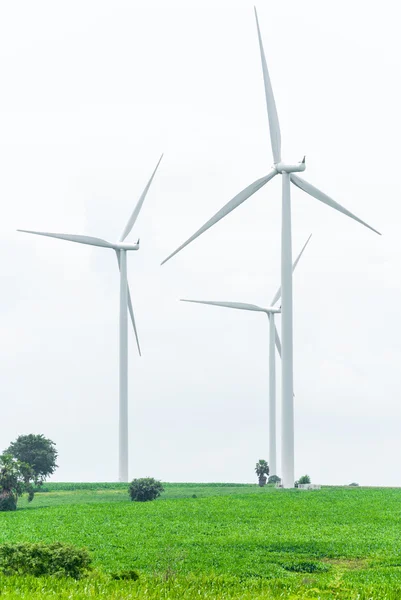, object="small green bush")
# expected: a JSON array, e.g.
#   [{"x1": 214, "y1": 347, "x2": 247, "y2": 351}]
[
  {"x1": 129, "y1": 478, "x2": 164, "y2": 502},
  {"x1": 0, "y1": 542, "x2": 92, "y2": 578},
  {"x1": 0, "y1": 491, "x2": 17, "y2": 512},
  {"x1": 280, "y1": 559, "x2": 329, "y2": 573},
  {"x1": 267, "y1": 475, "x2": 281, "y2": 484},
  {"x1": 111, "y1": 569, "x2": 139, "y2": 580}
]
